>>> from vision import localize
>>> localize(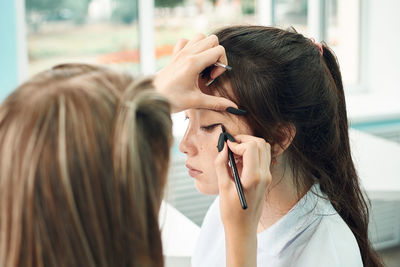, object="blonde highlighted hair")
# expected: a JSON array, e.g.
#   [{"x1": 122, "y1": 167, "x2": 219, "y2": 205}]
[{"x1": 0, "y1": 63, "x2": 172, "y2": 267}]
